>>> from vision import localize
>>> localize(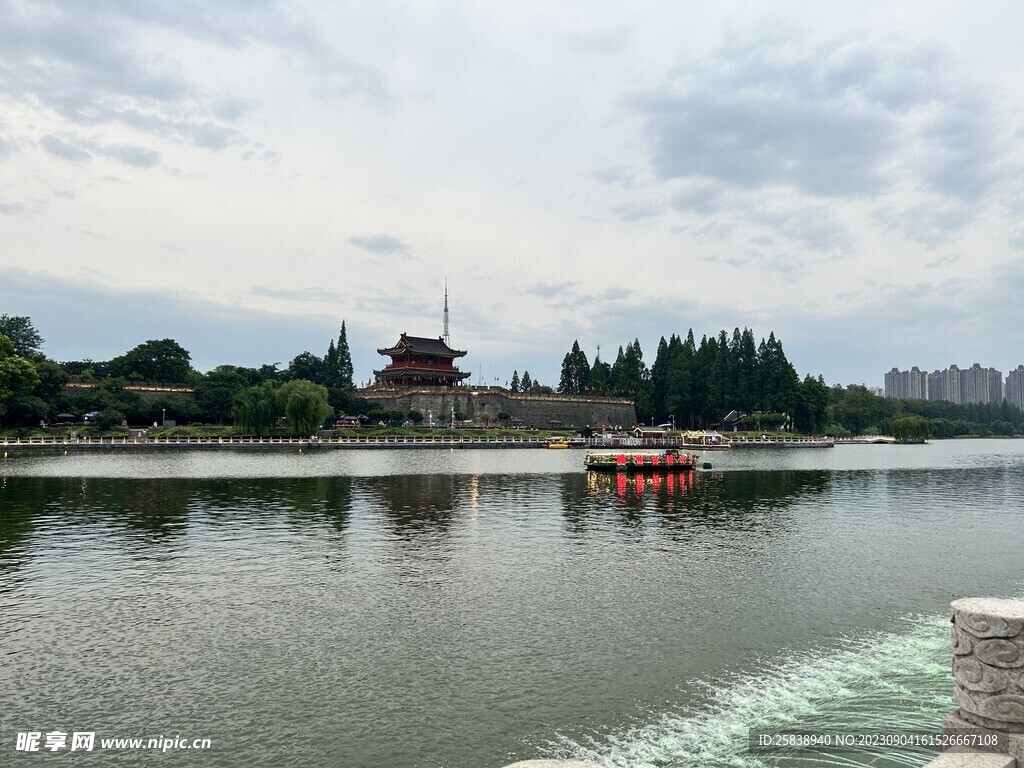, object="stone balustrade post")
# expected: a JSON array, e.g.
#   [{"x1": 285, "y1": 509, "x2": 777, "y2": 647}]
[
  {"x1": 951, "y1": 598, "x2": 1024, "y2": 733},
  {"x1": 926, "y1": 598, "x2": 1024, "y2": 768}
]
